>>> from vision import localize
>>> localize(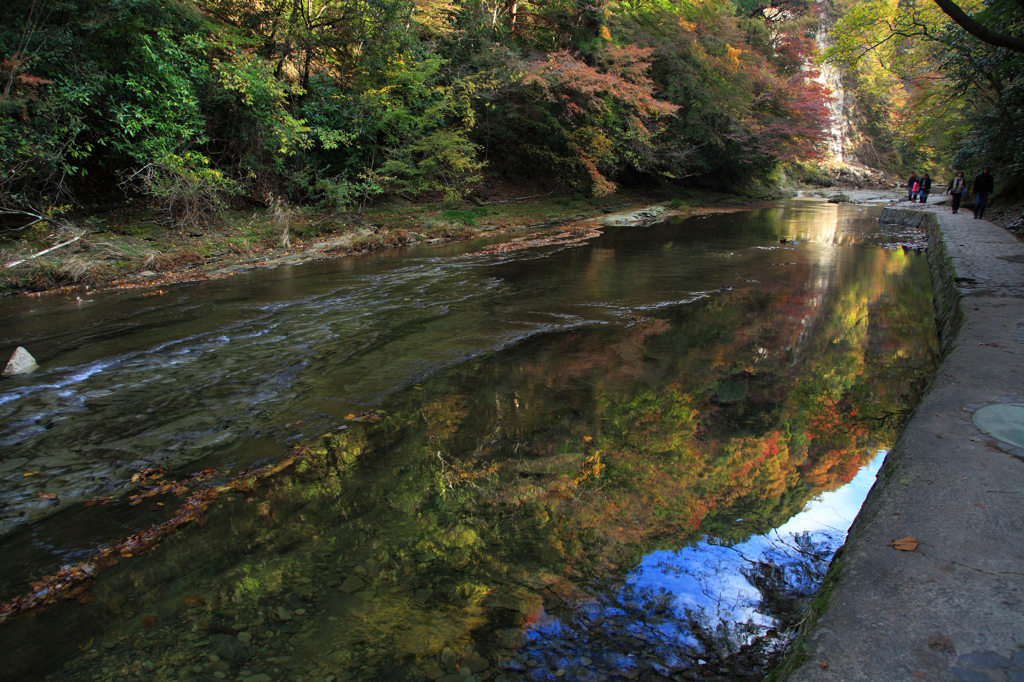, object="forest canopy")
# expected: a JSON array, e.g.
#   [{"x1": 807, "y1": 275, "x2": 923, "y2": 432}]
[
  {"x1": 0, "y1": 0, "x2": 830, "y2": 219},
  {"x1": 1, "y1": 0, "x2": 1020, "y2": 221}
]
